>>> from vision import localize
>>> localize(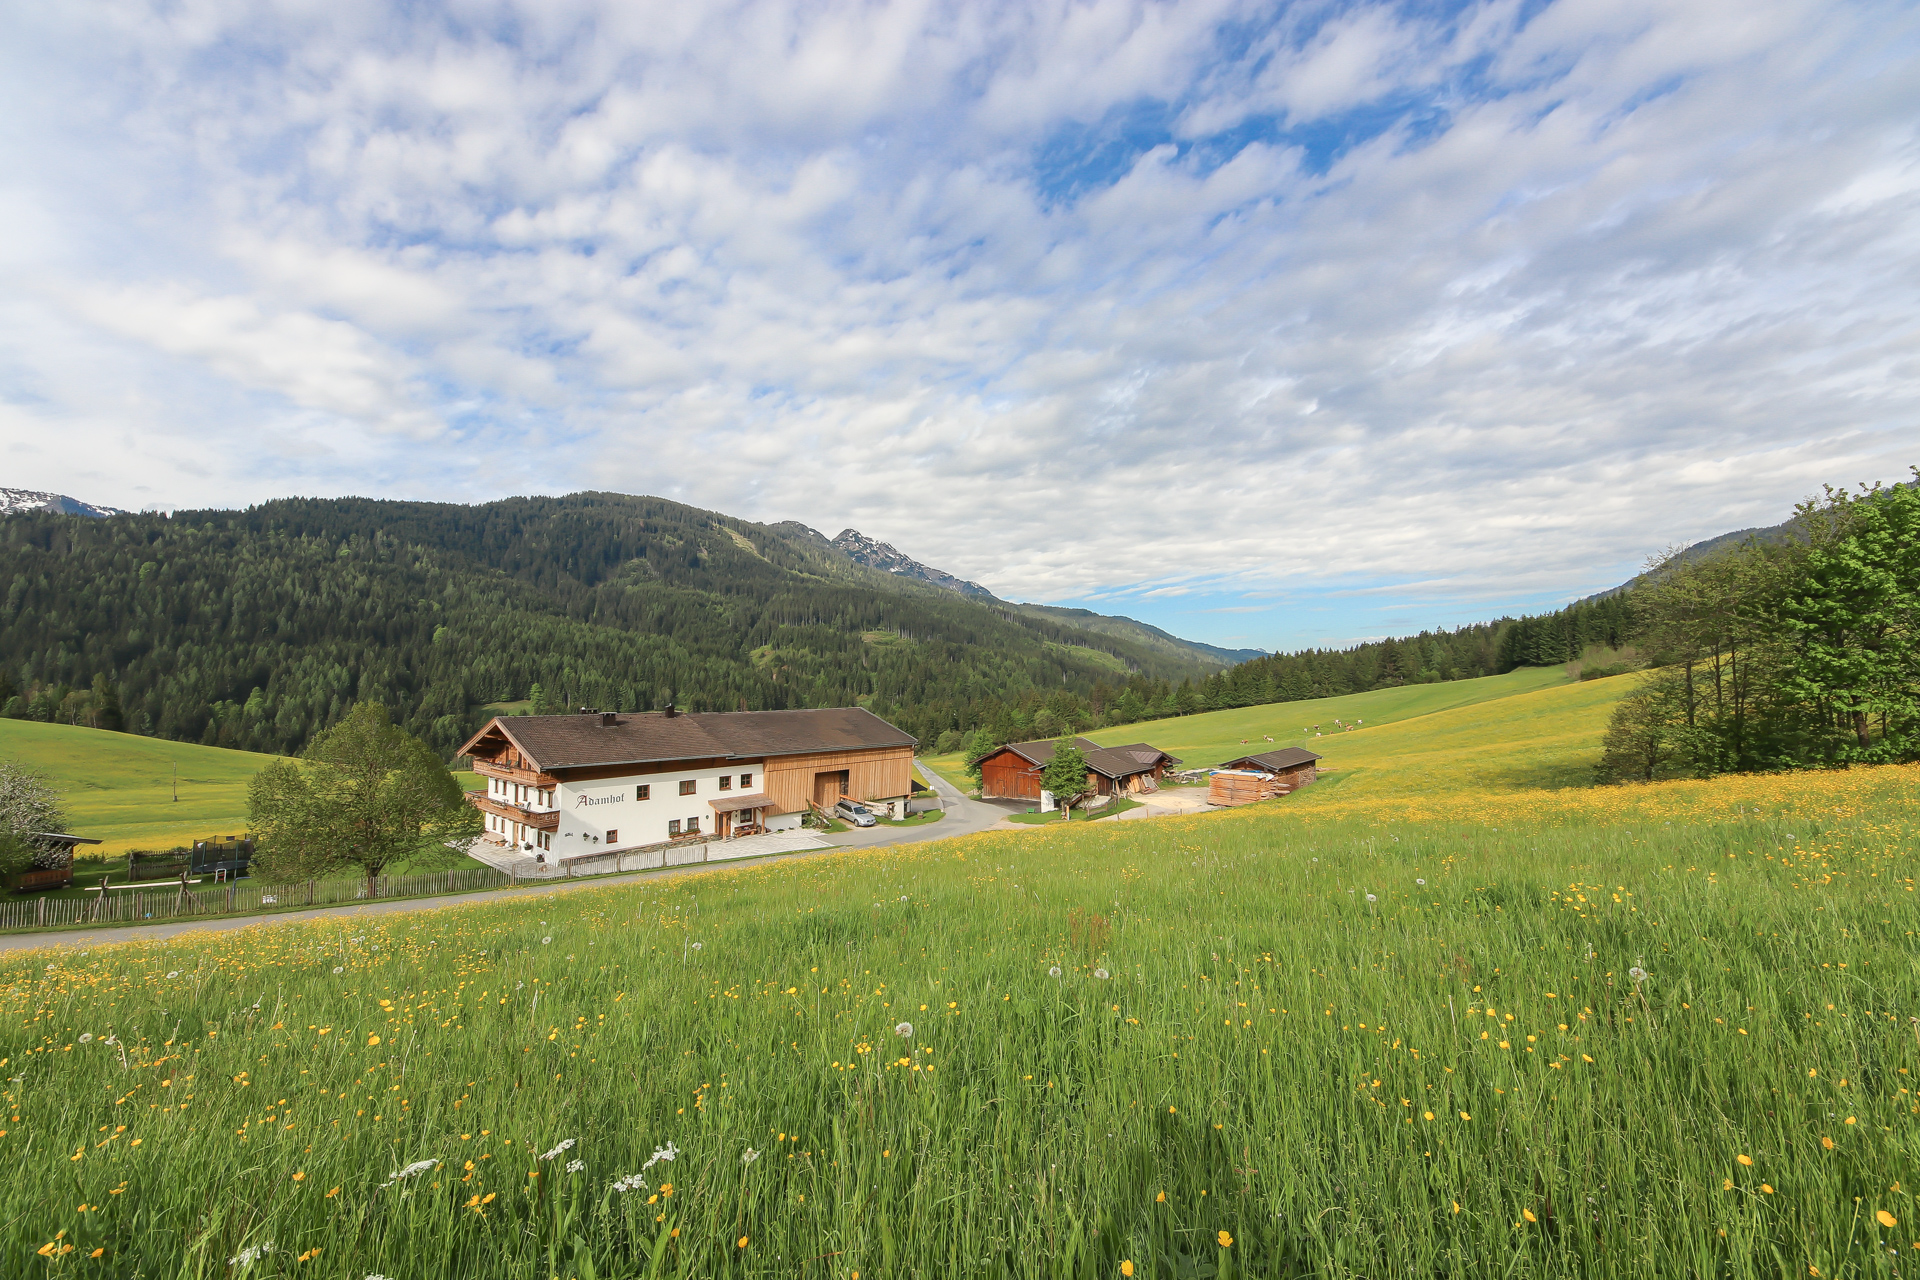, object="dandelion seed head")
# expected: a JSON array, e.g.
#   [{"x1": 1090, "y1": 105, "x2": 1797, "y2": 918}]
[
  {"x1": 1094, "y1": 968, "x2": 1110, "y2": 980},
  {"x1": 332, "y1": 967, "x2": 344, "y2": 975},
  {"x1": 1048, "y1": 966, "x2": 1062, "y2": 978},
  {"x1": 894, "y1": 1022, "x2": 913, "y2": 1038},
  {"x1": 228, "y1": 1241, "x2": 273, "y2": 1267},
  {"x1": 78, "y1": 1034, "x2": 92, "y2": 1043}
]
